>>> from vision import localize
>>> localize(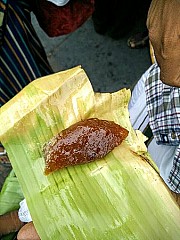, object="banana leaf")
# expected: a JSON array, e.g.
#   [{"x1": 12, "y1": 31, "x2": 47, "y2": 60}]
[
  {"x1": 0, "y1": 66, "x2": 179, "y2": 240},
  {"x1": 0, "y1": 170, "x2": 23, "y2": 240},
  {"x1": 0, "y1": 170, "x2": 23, "y2": 215}
]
